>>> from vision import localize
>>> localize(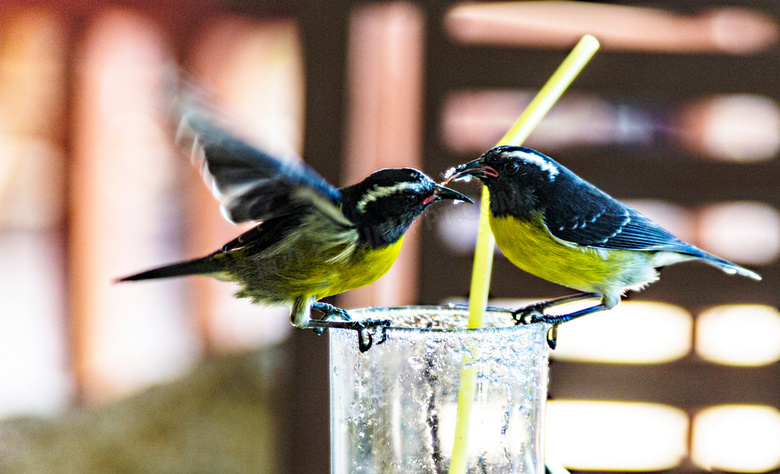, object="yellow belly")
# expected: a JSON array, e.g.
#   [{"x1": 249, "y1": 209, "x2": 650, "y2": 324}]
[{"x1": 489, "y1": 213, "x2": 650, "y2": 295}]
